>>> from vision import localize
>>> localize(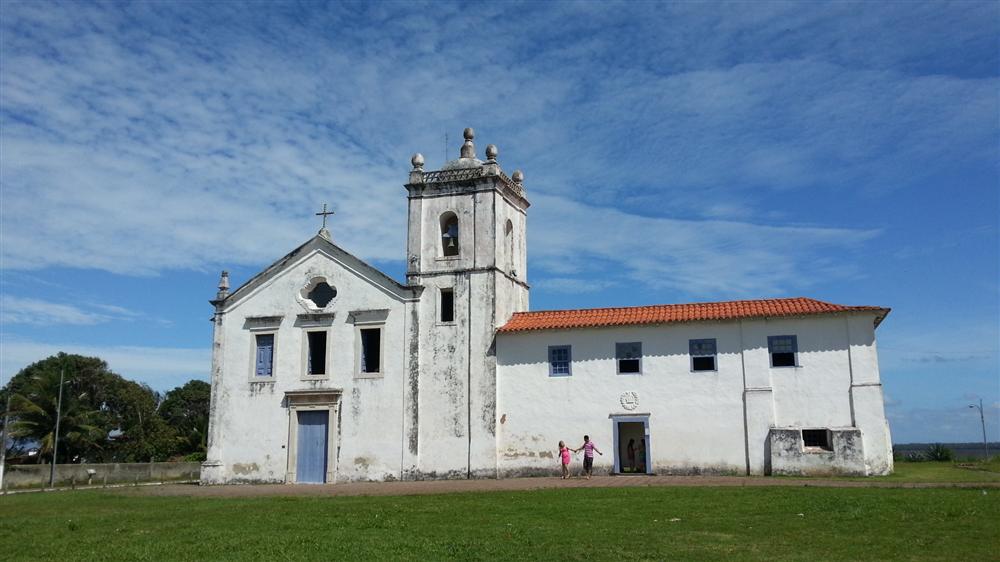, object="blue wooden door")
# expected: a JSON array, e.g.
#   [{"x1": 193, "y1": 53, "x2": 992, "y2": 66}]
[{"x1": 296, "y1": 410, "x2": 329, "y2": 483}]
